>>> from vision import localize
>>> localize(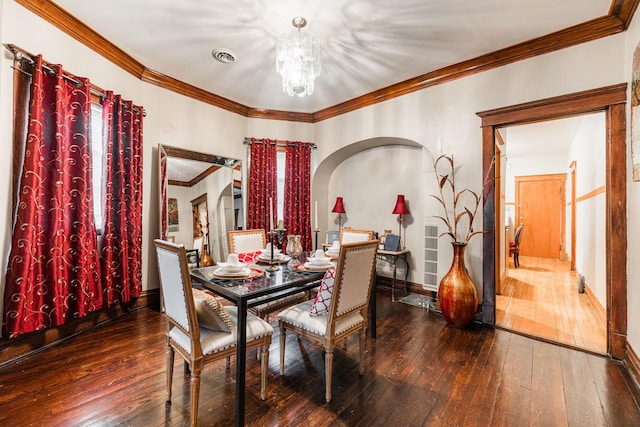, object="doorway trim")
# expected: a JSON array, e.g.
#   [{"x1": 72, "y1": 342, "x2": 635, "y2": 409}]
[{"x1": 477, "y1": 83, "x2": 627, "y2": 359}]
